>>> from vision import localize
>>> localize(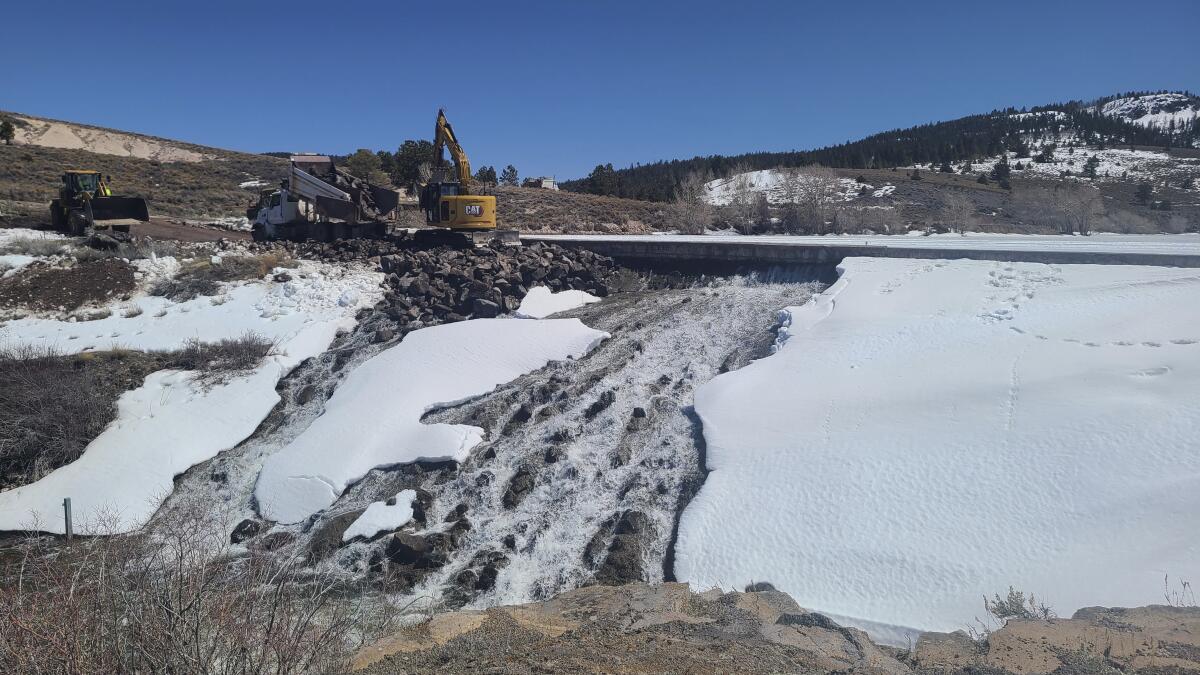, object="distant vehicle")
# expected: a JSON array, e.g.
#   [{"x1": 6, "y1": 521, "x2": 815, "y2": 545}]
[
  {"x1": 522, "y1": 176, "x2": 559, "y2": 190},
  {"x1": 49, "y1": 170, "x2": 149, "y2": 236}
]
